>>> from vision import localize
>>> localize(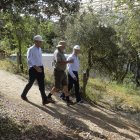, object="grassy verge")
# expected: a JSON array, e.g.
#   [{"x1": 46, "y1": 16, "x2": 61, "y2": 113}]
[
  {"x1": 44, "y1": 68, "x2": 54, "y2": 90},
  {"x1": 0, "y1": 59, "x2": 18, "y2": 73},
  {"x1": 86, "y1": 78, "x2": 140, "y2": 113}
]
